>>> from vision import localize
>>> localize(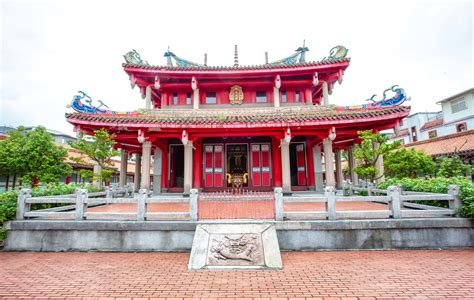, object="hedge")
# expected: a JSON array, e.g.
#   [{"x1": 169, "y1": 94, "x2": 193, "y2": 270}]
[{"x1": 377, "y1": 177, "x2": 474, "y2": 218}]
